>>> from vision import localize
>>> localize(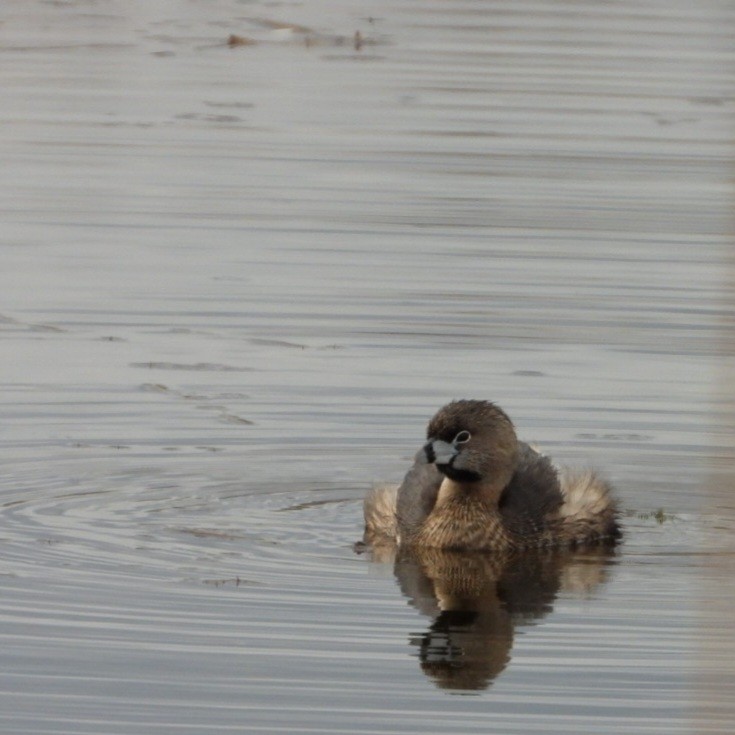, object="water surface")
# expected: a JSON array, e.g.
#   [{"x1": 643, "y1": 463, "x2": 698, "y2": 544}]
[{"x1": 2, "y1": 1, "x2": 735, "y2": 733}]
